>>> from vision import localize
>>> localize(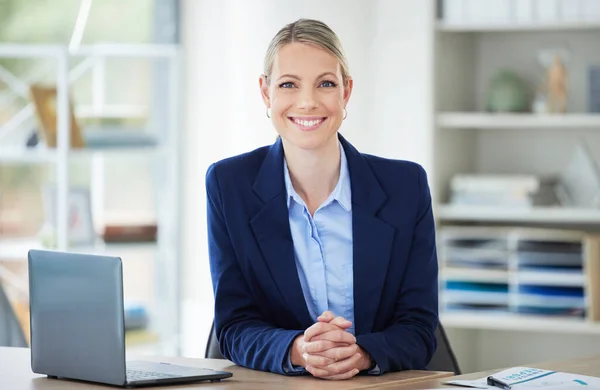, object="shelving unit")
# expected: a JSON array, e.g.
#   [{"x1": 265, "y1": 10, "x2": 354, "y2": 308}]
[
  {"x1": 433, "y1": 1, "x2": 600, "y2": 338},
  {"x1": 0, "y1": 43, "x2": 182, "y2": 355}
]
